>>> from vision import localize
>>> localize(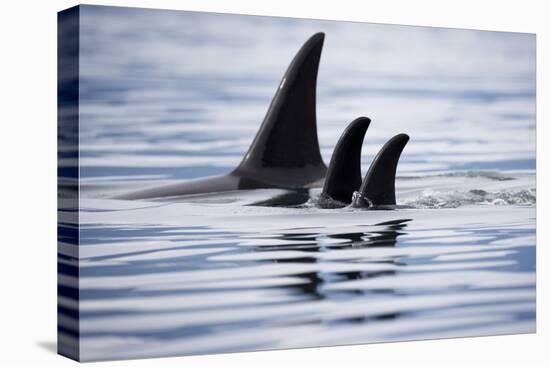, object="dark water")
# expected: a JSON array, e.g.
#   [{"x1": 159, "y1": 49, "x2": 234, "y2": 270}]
[{"x1": 58, "y1": 5, "x2": 535, "y2": 361}]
